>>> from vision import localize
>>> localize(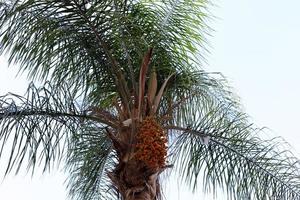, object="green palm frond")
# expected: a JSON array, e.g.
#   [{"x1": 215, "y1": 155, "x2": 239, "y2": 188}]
[
  {"x1": 160, "y1": 71, "x2": 300, "y2": 199},
  {"x1": 168, "y1": 102, "x2": 300, "y2": 200},
  {"x1": 66, "y1": 123, "x2": 116, "y2": 200},
  {"x1": 0, "y1": 0, "x2": 209, "y2": 99},
  {"x1": 158, "y1": 70, "x2": 237, "y2": 127},
  {"x1": 154, "y1": 70, "x2": 300, "y2": 199},
  {"x1": 0, "y1": 82, "x2": 111, "y2": 175},
  {"x1": 0, "y1": 0, "x2": 117, "y2": 99}
]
